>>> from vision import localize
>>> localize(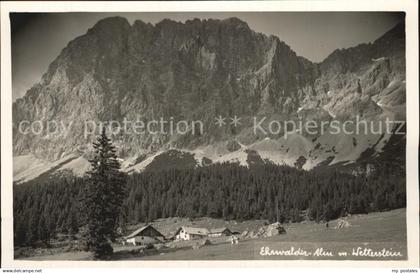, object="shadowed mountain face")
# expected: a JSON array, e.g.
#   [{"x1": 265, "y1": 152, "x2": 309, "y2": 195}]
[{"x1": 12, "y1": 17, "x2": 406, "y2": 180}]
